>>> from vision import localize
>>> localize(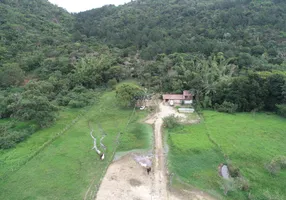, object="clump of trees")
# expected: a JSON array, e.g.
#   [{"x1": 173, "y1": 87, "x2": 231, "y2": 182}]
[
  {"x1": 215, "y1": 101, "x2": 238, "y2": 114},
  {"x1": 212, "y1": 73, "x2": 286, "y2": 113},
  {"x1": 116, "y1": 83, "x2": 145, "y2": 107}
]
